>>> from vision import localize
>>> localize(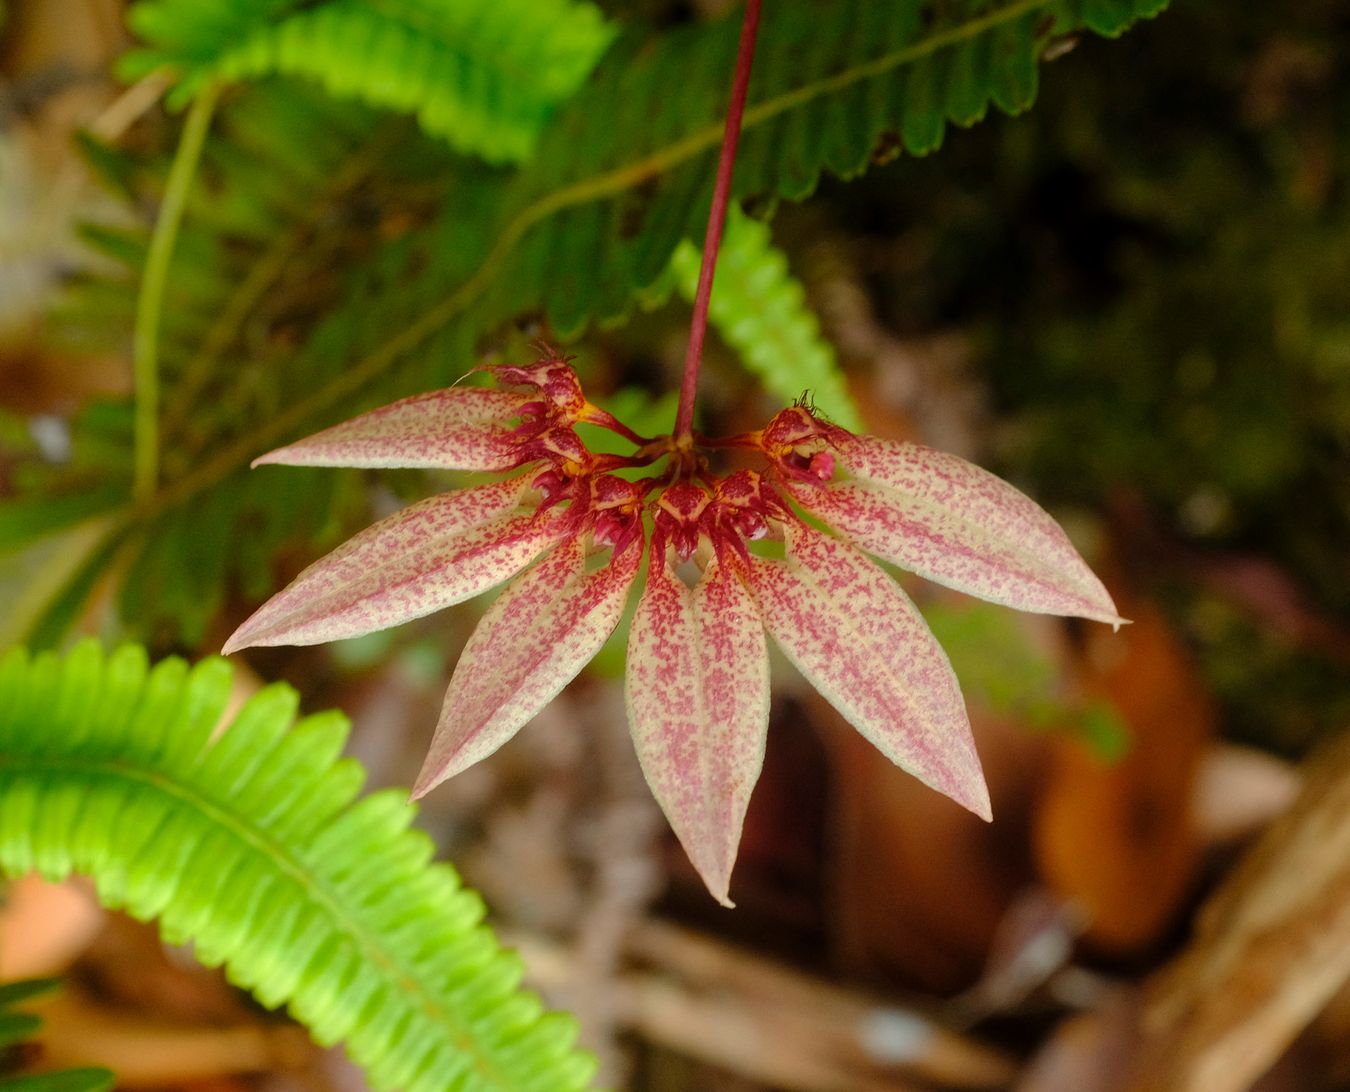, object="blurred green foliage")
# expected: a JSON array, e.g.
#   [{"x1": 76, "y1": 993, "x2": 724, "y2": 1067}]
[{"x1": 0, "y1": 979, "x2": 113, "y2": 1091}]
